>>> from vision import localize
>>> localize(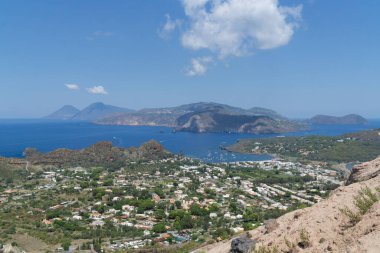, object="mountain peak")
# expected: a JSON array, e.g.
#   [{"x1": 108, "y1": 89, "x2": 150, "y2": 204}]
[
  {"x1": 44, "y1": 105, "x2": 80, "y2": 120},
  {"x1": 45, "y1": 103, "x2": 133, "y2": 121}
]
